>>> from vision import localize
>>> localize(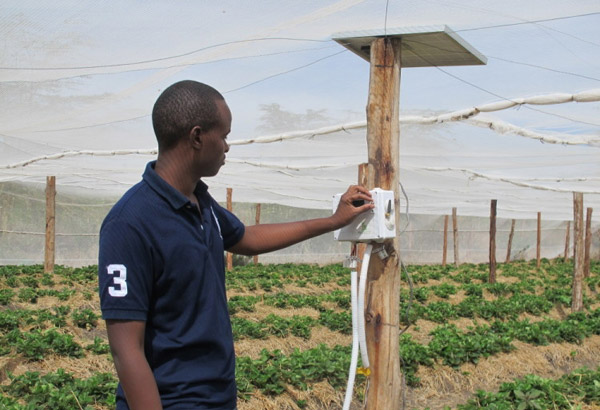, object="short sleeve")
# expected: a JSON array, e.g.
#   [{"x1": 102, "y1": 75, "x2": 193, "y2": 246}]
[
  {"x1": 98, "y1": 218, "x2": 154, "y2": 321},
  {"x1": 210, "y1": 202, "x2": 245, "y2": 250}
]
